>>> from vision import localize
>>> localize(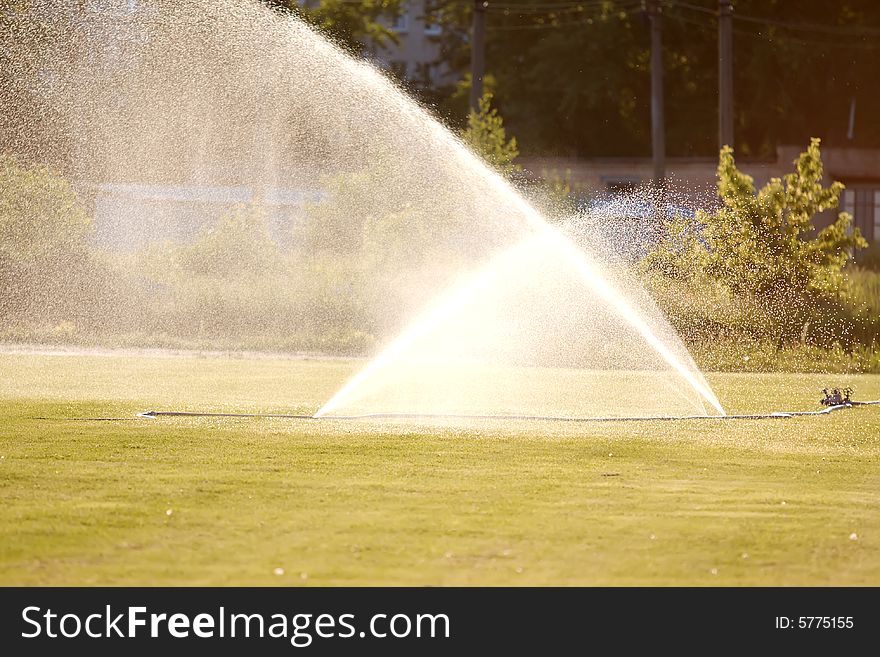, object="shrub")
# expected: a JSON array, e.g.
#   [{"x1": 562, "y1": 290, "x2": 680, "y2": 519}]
[
  {"x1": 137, "y1": 203, "x2": 369, "y2": 347},
  {"x1": 0, "y1": 155, "x2": 95, "y2": 323},
  {"x1": 460, "y1": 92, "x2": 521, "y2": 177},
  {"x1": 644, "y1": 139, "x2": 868, "y2": 348},
  {"x1": 172, "y1": 203, "x2": 279, "y2": 278}
]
